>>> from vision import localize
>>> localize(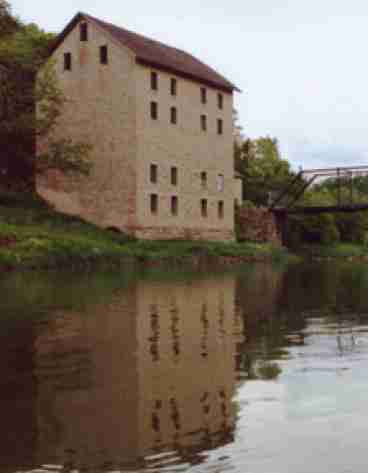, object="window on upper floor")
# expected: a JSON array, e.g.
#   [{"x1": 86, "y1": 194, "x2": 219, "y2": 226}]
[
  {"x1": 171, "y1": 78, "x2": 177, "y2": 96},
  {"x1": 171, "y1": 196, "x2": 178, "y2": 216},
  {"x1": 151, "y1": 71, "x2": 158, "y2": 90},
  {"x1": 170, "y1": 106, "x2": 177, "y2": 125},
  {"x1": 218, "y1": 93, "x2": 223, "y2": 110},
  {"x1": 201, "y1": 199, "x2": 208, "y2": 218},
  {"x1": 171, "y1": 167, "x2": 178, "y2": 186},
  {"x1": 217, "y1": 174, "x2": 224, "y2": 192},
  {"x1": 201, "y1": 87, "x2": 207, "y2": 104},
  {"x1": 80, "y1": 22, "x2": 88, "y2": 41},
  {"x1": 150, "y1": 164, "x2": 157, "y2": 183},
  {"x1": 201, "y1": 114, "x2": 207, "y2": 132},
  {"x1": 218, "y1": 201, "x2": 224, "y2": 219},
  {"x1": 217, "y1": 118, "x2": 223, "y2": 135},
  {"x1": 150, "y1": 194, "x2": 158, "y2": 214},
  {"x1": 100, "y1": 45, "x2": 108, "y2": 65},
  {"x1": 201, "y1": 171, "x2": 207, "y2": 188},
  {"x1": 150, "y1": 101, "x2": 158, "y2": 120},
  {"x1": 64, "y1": 52, "x2": 72, "y2": 71}
]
